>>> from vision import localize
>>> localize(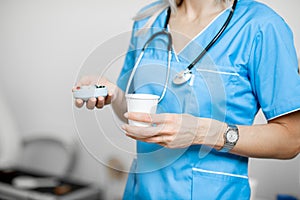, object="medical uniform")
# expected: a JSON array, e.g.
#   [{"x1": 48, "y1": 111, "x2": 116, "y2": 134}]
[{"x1": 117, "y1": 0, "x2": 300, "y2": 199}]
